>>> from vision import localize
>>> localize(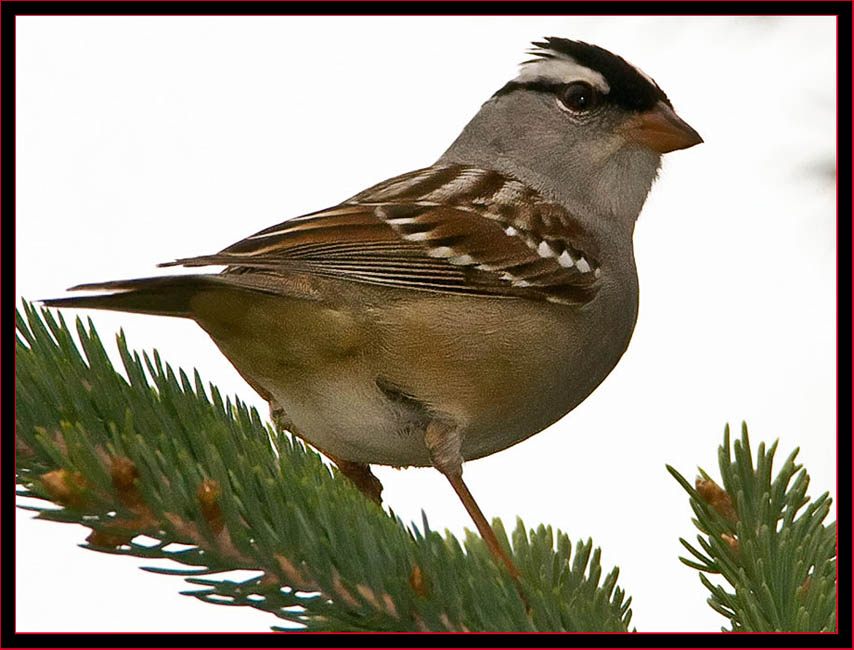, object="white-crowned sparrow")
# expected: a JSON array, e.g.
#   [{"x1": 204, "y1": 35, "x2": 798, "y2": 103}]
[{"x1": 44, "y1": 38, "x2": 702, "y2": 584}]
